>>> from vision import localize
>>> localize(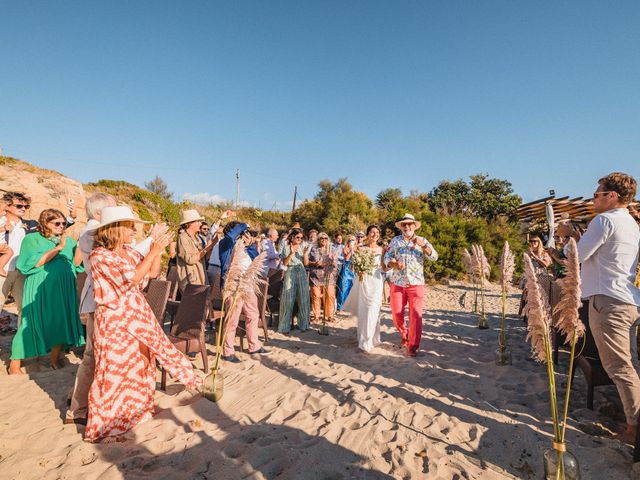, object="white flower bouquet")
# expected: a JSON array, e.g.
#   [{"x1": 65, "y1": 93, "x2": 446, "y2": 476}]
[{"x1": 350, "y1": 248, "x2": 378, "y2": 281}]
